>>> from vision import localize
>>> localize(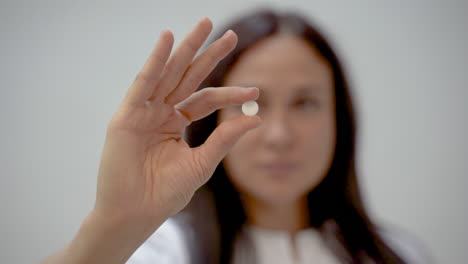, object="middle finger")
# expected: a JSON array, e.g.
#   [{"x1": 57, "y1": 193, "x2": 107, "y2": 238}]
[
  {"x1": 150, "y1": 17, "x2": 213, "y2": 100},
  {"x1": 165, "y1": 29, "x2": 238, "y2": 105}
]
